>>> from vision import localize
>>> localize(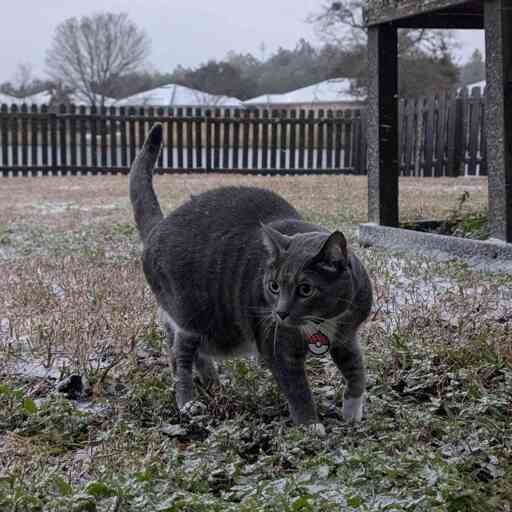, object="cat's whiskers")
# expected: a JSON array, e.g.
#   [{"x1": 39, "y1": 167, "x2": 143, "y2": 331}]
[
  {"x1": 273, "y1": 321, "x2": 279, "y2": 356},
  {"x1": 261, "y1": 315, "x2": 275, "y2": 342}
]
